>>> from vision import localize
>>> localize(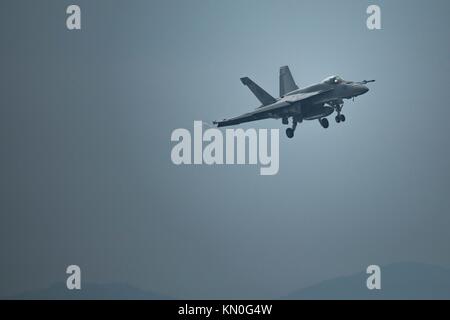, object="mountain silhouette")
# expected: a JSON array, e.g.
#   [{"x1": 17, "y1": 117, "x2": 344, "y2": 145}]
[
  {"x1": 285, "y1": 262, "x2": 450, "y2": 299},
  {"x1": 6, "y1": 283, "x2": 172, "y2": 300},
  {"x1": 6, "y1": 262, "x2": 450, "y2": 299}
]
